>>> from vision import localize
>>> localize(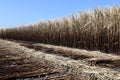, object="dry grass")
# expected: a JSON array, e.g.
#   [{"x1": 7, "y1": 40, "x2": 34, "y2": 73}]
[
  {"x1": 0, "y1": 6, "x2": 120, "y2": 54},
  {"x1": 18, "y1": 41, "x2": 120, "y2": 70},
  {"x1": 0, "y1": 39, "x2": 120, "y2": 80}
]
